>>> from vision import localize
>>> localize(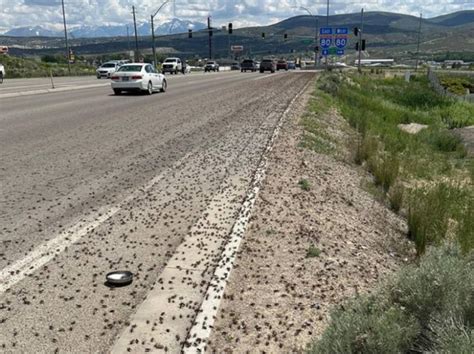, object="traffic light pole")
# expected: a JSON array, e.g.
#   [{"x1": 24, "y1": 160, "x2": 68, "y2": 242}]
[
  {"x1": 208, "y1": 17, "x2": 212, "y2": 59},
  {"x1": 358, "y1": 8, "x2": 364, "y2": 73}
]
